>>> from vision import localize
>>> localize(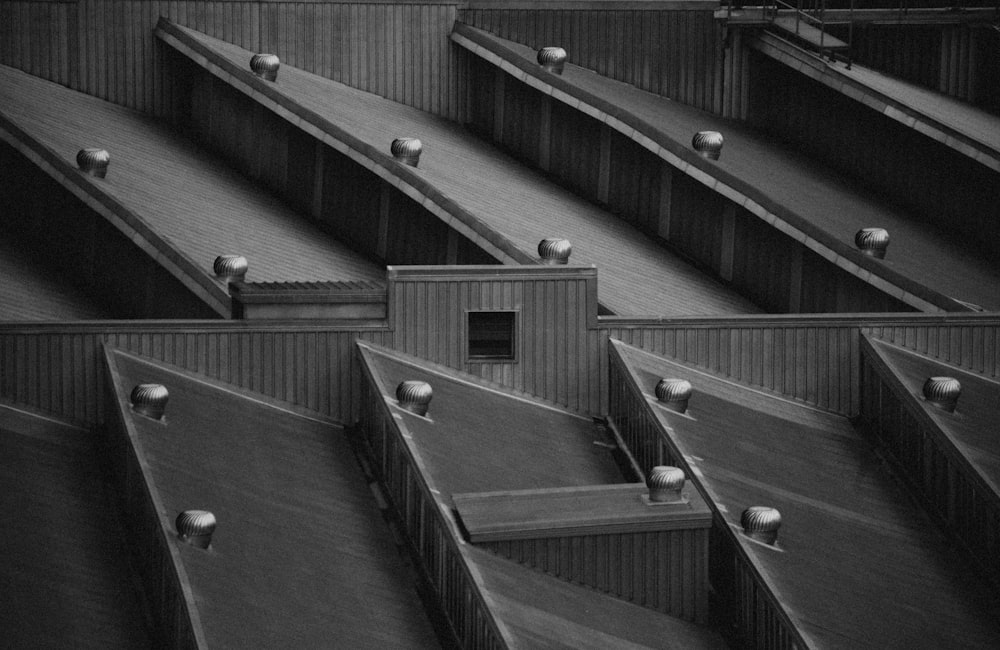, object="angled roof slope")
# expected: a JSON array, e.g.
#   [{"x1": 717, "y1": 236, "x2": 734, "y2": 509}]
[
  {"x1": 0, "y1": 403, "x2": 152, "y2": 648},
  {"x1": 611, "y1": 339, "x2": 1000, "y2": 649},
  {"x1": 157, "y1": 20, "x2": 761, "y2": 317},
  {"x1": 0, "y1": 64, "x2": 382, "y2": 314},
  {"x1": 356, "y1": 341, "x2": 728, "y2": 649},
  {"x1": 0, "y1": 235, "x2": 111, "y2": 320},
  {"x1": 452, "y1": 24, "x2": 1000, "y2": 312},
  {"x1": 104, "y1": 348, "x2": 439, "y2": 648},
  {"x1": 864, "y1": 336, "x2": 1000, "y2": 493}
]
